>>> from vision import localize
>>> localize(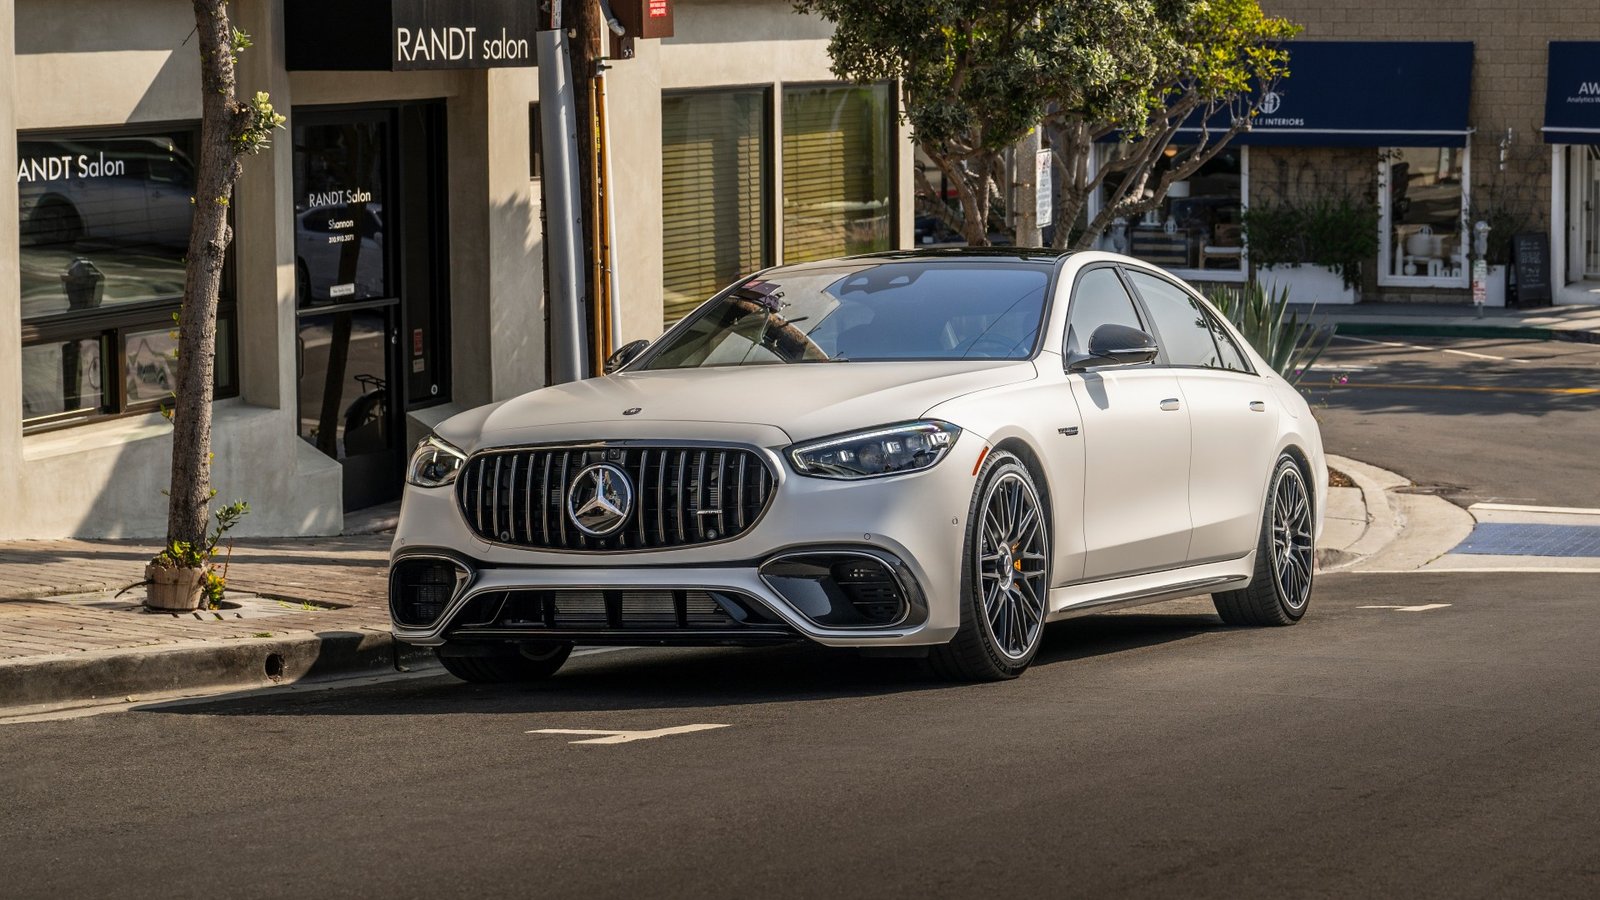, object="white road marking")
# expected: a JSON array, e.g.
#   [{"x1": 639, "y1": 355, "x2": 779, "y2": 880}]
[
  {"x1": 529, "y1": 724, "x2": 730, "y2": 745},
  {"x1": 1357, "y1": 604, "x2": 1452, "y2": 612},
  {"x1": 1332, "y1": 334, "x2": 1529, "y2": 363},
  {"x1": 1472, "y1": 502, "x2": 1600, "y2": 517}
]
